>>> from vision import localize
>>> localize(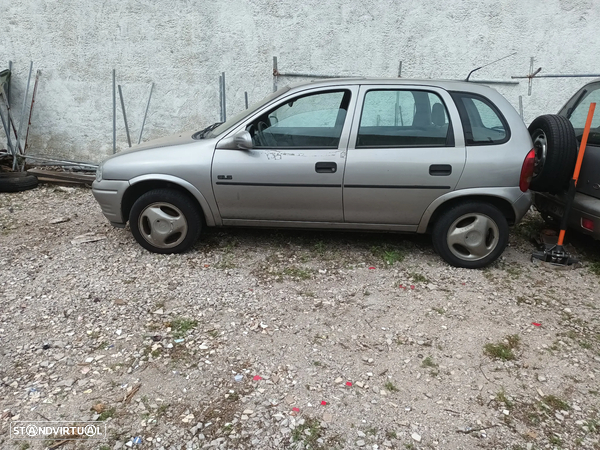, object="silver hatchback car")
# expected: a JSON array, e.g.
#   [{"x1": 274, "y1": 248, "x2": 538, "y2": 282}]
[{"x1": 93, "y1": 78, "x2": 534, "y2": 268}]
